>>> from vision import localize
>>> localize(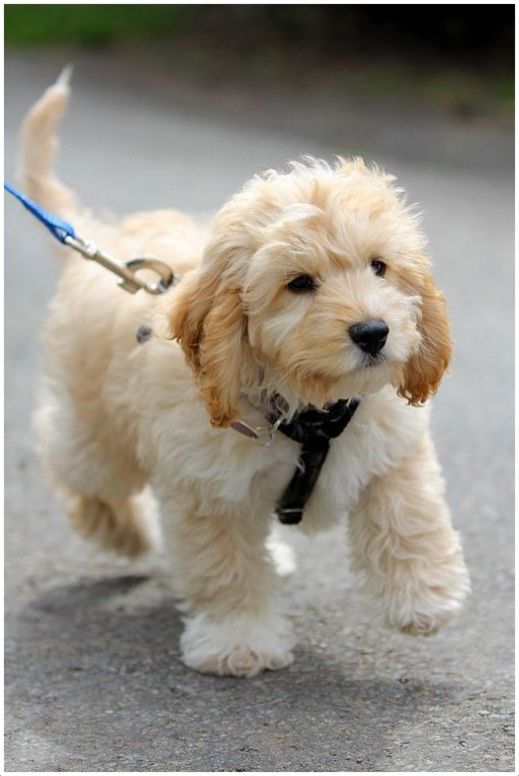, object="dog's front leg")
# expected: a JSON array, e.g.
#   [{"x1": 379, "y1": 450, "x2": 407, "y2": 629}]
[
  {"x1": 348, "y1": 431, "x2": 470, "y2": 635},
  {"x1": 160, "y1": 496, "x2": 294, "y2": 677}
]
